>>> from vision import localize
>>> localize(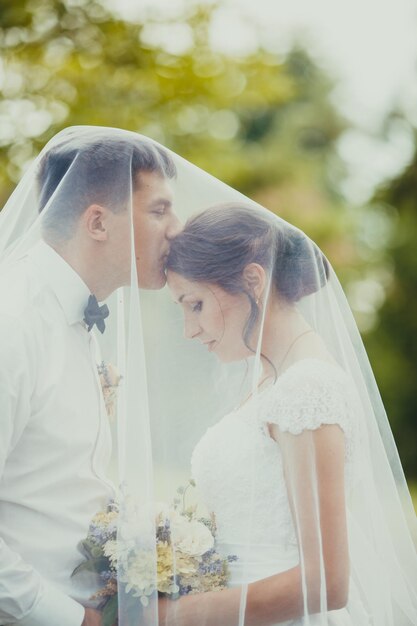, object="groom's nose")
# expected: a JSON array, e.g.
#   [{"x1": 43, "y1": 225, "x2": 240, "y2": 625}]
[{"x1": 166, "y1": 213, "x2": 182, "y2": 239}]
